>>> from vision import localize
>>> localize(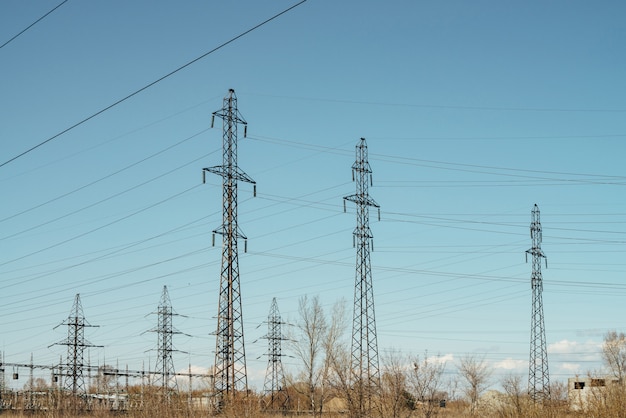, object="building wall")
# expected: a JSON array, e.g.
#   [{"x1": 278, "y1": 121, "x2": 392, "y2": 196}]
[{"x1": 568, "y1": 376, "x2": 618, "y2": 411}]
